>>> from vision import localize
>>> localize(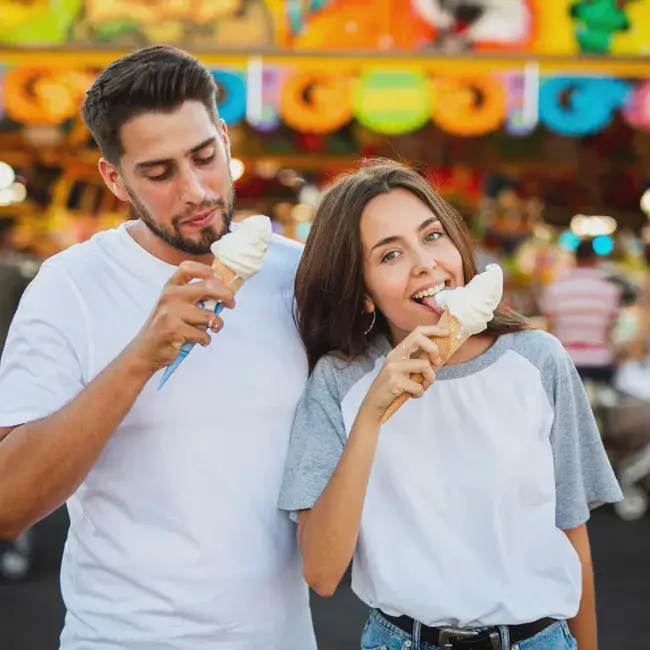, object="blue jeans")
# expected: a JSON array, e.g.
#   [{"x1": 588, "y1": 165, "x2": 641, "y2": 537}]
[{"x1": 361, "y1": 609, "x2": 577, "y2": 650}]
